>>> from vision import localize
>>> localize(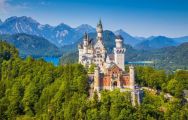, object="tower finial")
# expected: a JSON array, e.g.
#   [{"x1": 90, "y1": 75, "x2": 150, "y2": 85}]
[
  {"x1": 99, "y1": 18, "x2": 102, "y2": 25},
  {"x1": 87, "y1": 33, "x2": 89, "y2": 40},
  {"x1": 97, "y1": 18, "x2": 103, "y2": 34},
  {"x1": 84, "y1": 32, "x2": 87, "y2": 39},
  {"x1": 97, "y1": 18, "x2": 103, "y2": 28}
]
